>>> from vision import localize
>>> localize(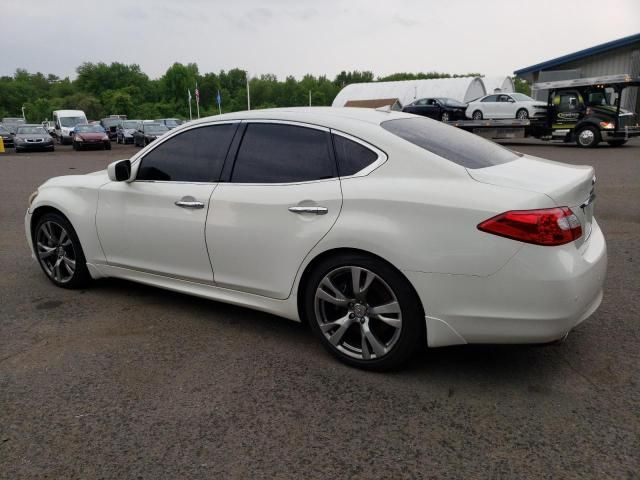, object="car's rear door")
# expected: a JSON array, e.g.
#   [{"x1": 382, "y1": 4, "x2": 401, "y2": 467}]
[
  {"x1": 96, "y1": 122, "x2": 239, "y2": 282},
  {"x1": 206, "y1": 121, "x2": 342, "y2": 299}
]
